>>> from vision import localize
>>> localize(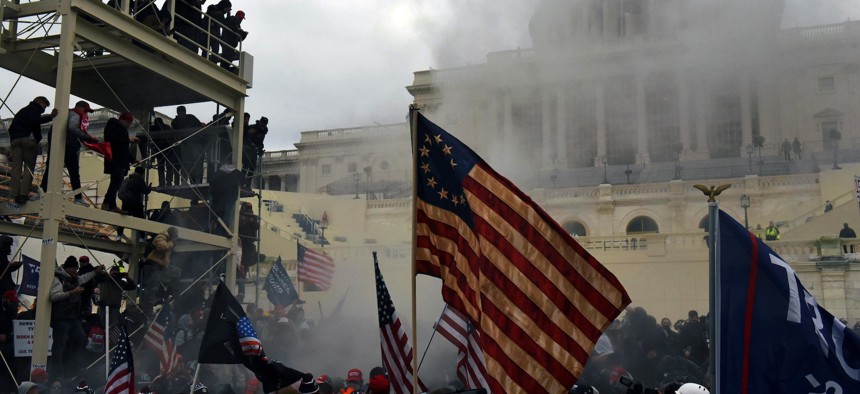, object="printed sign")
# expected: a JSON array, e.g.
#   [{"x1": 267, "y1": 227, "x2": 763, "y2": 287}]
[{"x1": 13, "y1": 320, "x2": 52, "y2": 357}]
